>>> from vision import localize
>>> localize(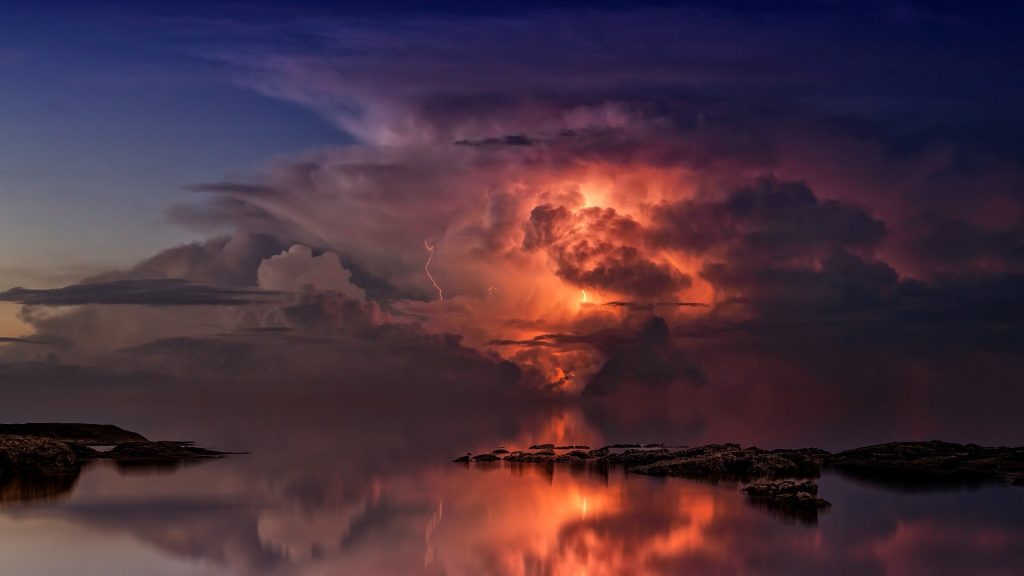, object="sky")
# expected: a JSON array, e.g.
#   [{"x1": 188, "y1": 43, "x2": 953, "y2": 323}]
[{"x1": 0, "y1": 1, "x2": 1022, "y2": 446}]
